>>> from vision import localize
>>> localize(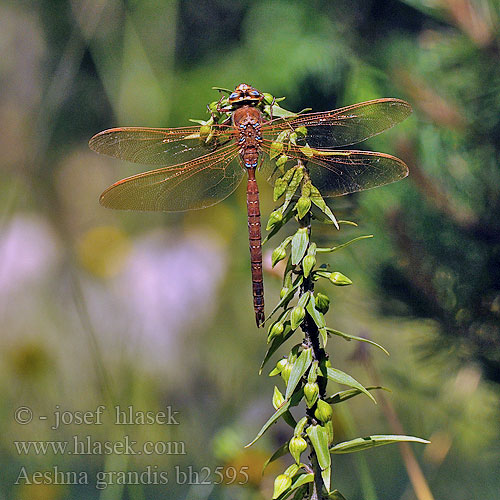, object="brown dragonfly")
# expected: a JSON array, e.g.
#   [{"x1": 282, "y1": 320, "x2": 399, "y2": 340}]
[{"x1": 89, "y1": 83, "x2": 411, "y2": 327}]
